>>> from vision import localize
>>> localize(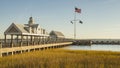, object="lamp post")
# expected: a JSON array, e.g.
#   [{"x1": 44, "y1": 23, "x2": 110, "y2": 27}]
[{"x1": 0, "y1": 34, "x2": 2, "y2": 57}]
